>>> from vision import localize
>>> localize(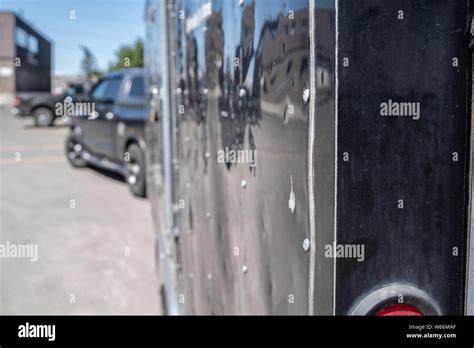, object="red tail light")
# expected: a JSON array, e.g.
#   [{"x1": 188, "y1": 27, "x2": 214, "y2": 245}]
[
  {"x1": 375, "y1": 304, "x2": 423, "y2": 316},
  {"x1": 14, "y1": 96, "x2": 21, "y2": 107}
]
